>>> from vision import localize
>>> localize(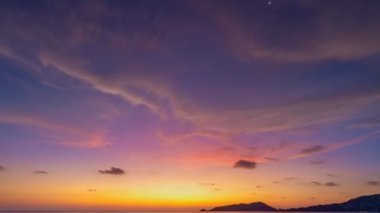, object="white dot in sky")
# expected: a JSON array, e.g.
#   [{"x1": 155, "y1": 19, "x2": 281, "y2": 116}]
[{"x1": 268, "y1": 1, "x2": 272, "y2": 5}]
